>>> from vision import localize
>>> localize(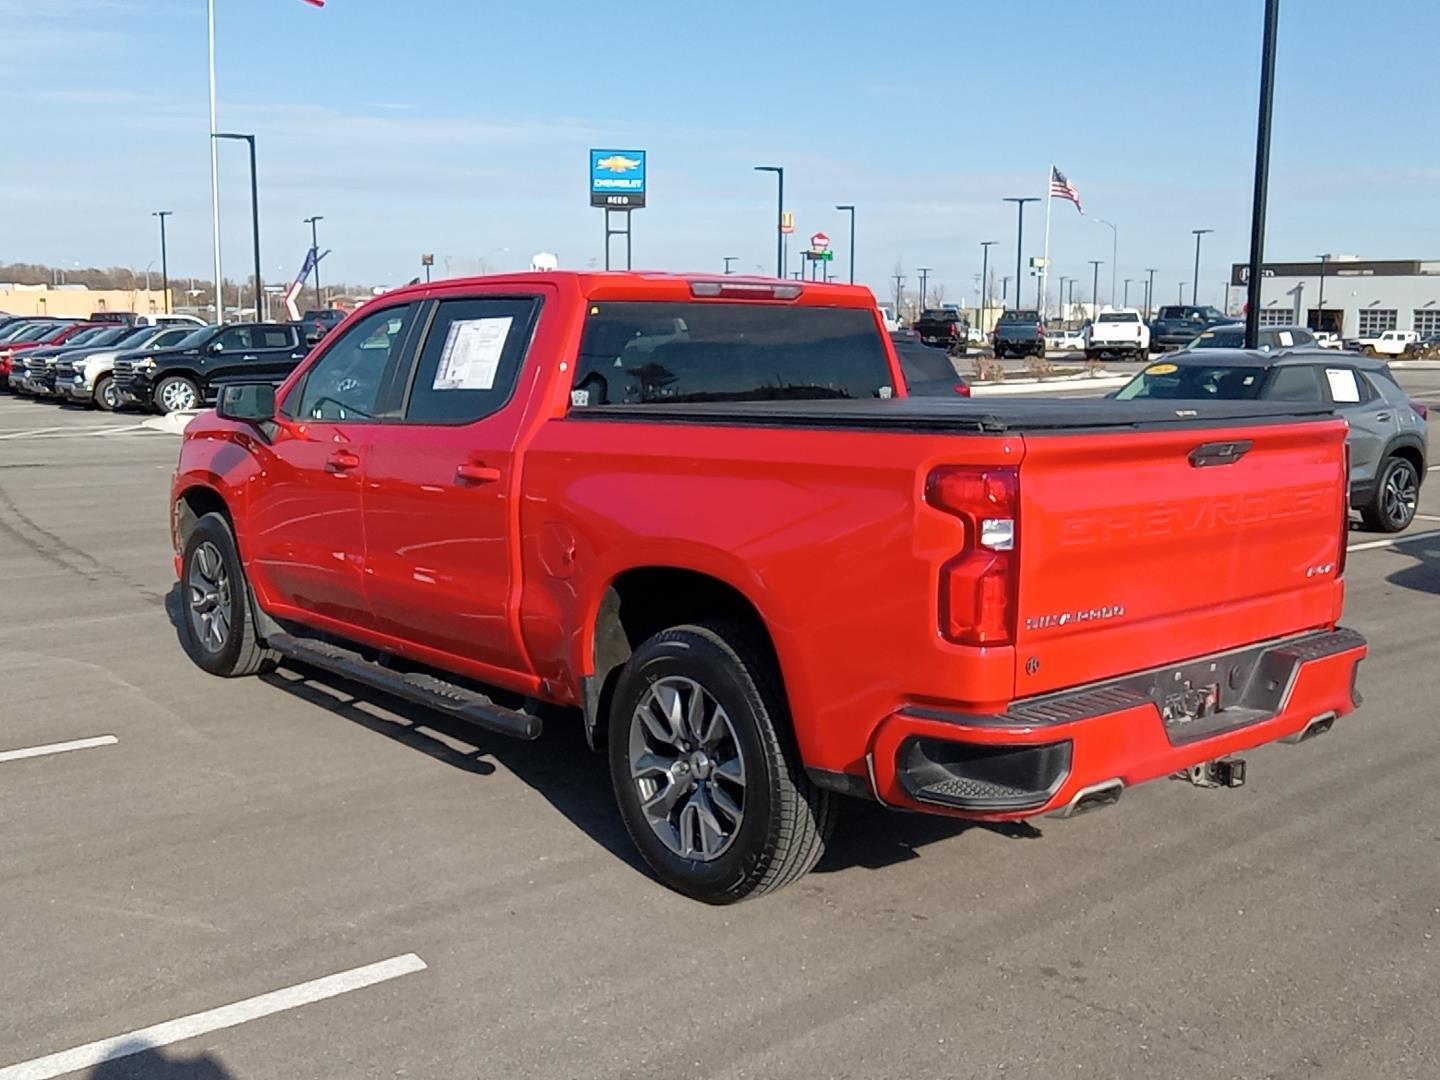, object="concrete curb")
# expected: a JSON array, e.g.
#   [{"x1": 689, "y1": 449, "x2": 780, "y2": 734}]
[
  {"x1": 972, "y1": 375, "x2": 1131, "y2": 396},
  {"x1": 1388, "y1": 360, "x2": 1440, "y2": 370},
  {"x1": 140, "y1": 410, "x2": 203, "y2": 435}
]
